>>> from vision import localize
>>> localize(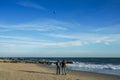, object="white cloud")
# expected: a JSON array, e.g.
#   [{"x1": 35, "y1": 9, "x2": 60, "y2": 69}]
[
  {"x1": 17, "y1": 1, "x2": 46, "y2": 10},
  {"x1": 0, "y1": 19, "x2": 68, "y2": 32},
  {"x1": 48, "y1": 34, "x2": 76, "y2": 39},
  {"x1": 47, "y1": 33, "x2": 120, "y2": 45},
  {"x1": 0, "y1": 35, "x2": 44, "y2": 42},
  {"x1": 0, "y1": 19, "x2": 120, "y2": 48},
  {"x1": 0, "y1": 35, "x2": 86, "y2": 48},
  {"x1": 0, "y1": 33, "x2": 119, "y2": 49},
  {"x1": 92, "y1": 24, "x2": 120, "y2": 33},
  {"x1": 40, "y1": 40, "x2": 85, "y2": 47}
]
